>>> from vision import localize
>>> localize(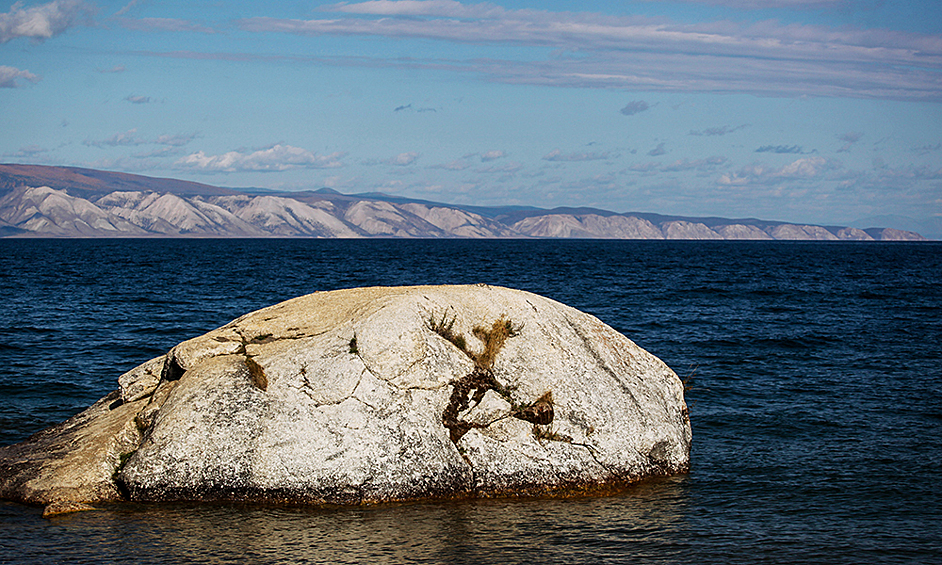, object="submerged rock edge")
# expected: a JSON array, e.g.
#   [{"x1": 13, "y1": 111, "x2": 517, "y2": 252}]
[{"x1": 0, "y1": 285, "x2": 691, "y2": 515}]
